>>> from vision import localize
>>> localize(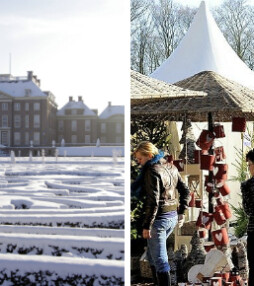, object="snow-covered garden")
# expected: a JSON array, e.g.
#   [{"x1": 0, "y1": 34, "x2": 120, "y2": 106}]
[{"x1": 0, "y1": 154, "x2": 124, "y2": 285}]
